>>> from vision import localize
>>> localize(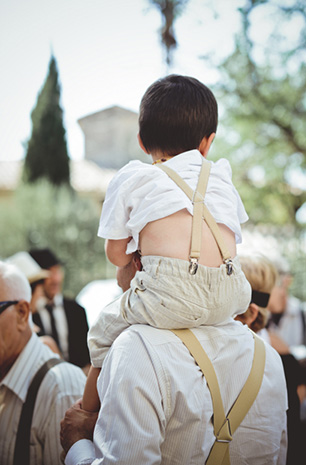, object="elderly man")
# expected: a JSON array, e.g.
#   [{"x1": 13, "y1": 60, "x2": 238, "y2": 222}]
[
  {"x1": 0, "y1": 261, "x2": 86, "y2": 465},
  {"x1": 61, "y1": 255, "x2": 288, "y2": 465}
]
